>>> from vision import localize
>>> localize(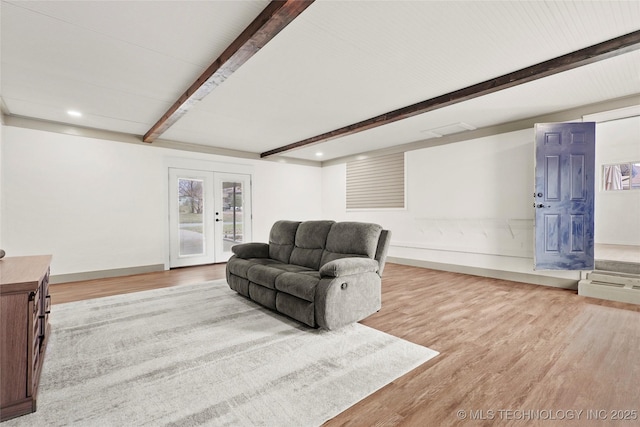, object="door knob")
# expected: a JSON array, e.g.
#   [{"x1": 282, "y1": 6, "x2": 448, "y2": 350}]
[
  {"x1": 536, "y1": 204, "x2": 545, "y2": 208},
  {"x1": 215, "y1": 218, "x2": 221, "y2": 222},
  {"x1": 537, "y1": 193, "x2": 543, "y2": 197}
]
